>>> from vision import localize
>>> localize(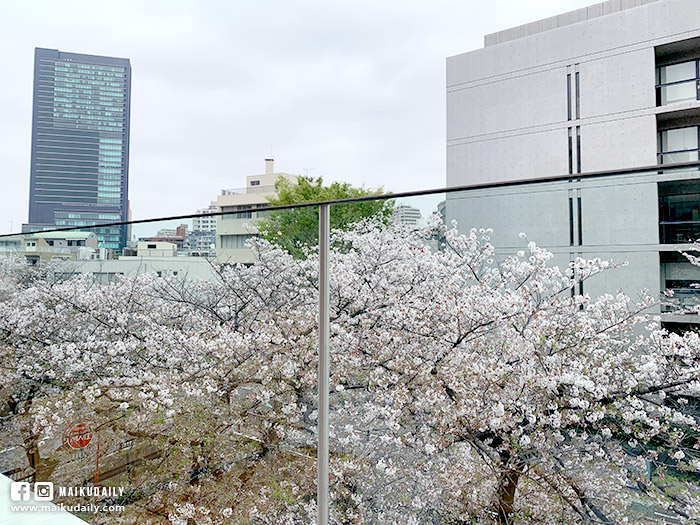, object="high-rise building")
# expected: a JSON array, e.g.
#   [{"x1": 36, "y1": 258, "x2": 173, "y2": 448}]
[
  {"x1": 446, "y1": 0, "x2": 700, "y2": 328},
  {"x1": 23, "y1": 48, "x2": 132, "y2": 250}
]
